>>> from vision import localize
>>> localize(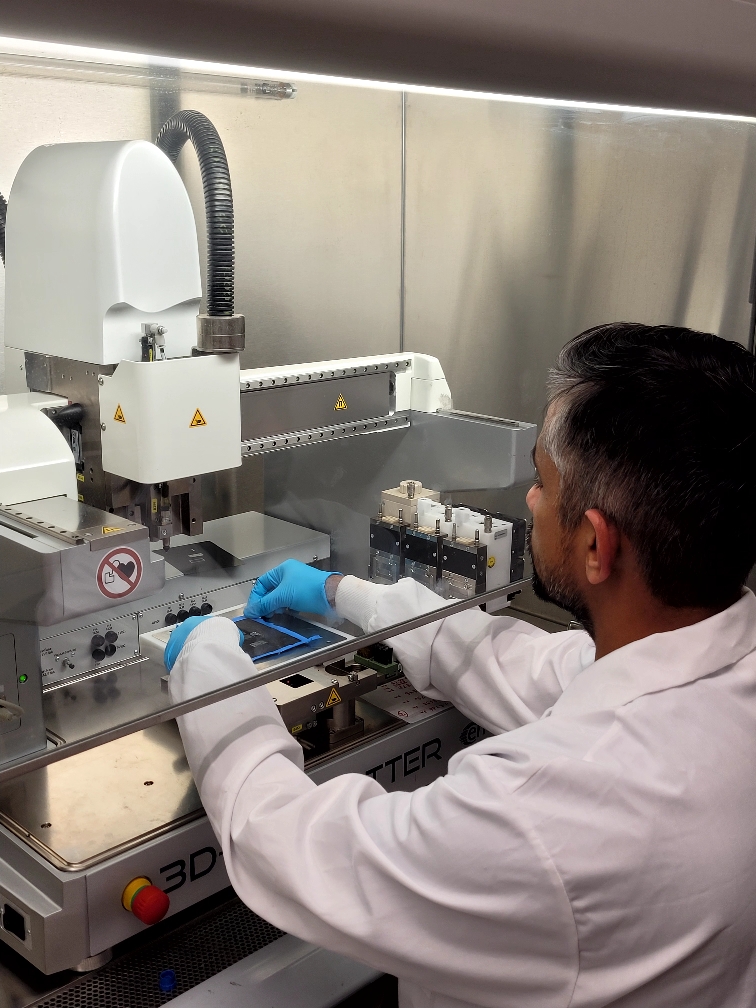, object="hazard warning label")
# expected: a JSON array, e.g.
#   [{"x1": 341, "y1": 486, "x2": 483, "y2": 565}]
[
  {"x1": 334, "y1": 395, "x2": 348, "y2": 411},
  {"x1": 96, "y1": 546, "x2": 143, "y2": 599},
  {"x1": 325, "y1": 687, "x2": 342, "y2": 707},
  {"x1": 190, "y1": 408, "x2": 207, "y2": 427},
  {"x1": 113, "y1": 404, "x2": 126, "y2": 423}
]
